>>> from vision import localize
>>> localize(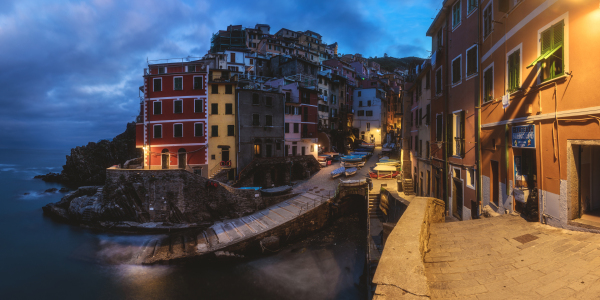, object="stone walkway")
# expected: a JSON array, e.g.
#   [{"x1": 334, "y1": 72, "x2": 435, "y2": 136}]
[{"x1": 425, "y1": 215, "x2": 600, "y2": 299}]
